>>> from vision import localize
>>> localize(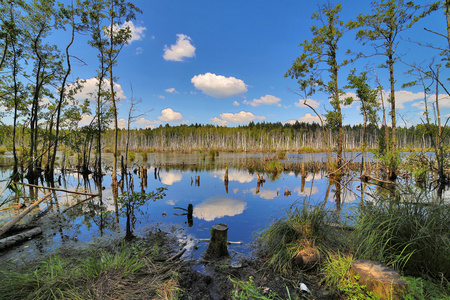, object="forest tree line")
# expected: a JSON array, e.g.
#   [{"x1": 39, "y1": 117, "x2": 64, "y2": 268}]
[{"x1": 0, "y1": 121, "x2": 447, "y2": 154}]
